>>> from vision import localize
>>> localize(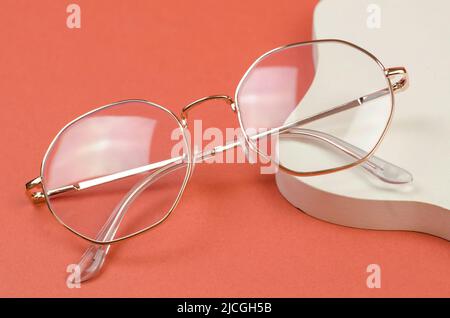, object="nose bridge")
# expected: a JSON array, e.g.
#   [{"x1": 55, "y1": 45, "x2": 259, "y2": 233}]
[{"x1": 180, "y1": 95, "x2": 236, "y2": 127}]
